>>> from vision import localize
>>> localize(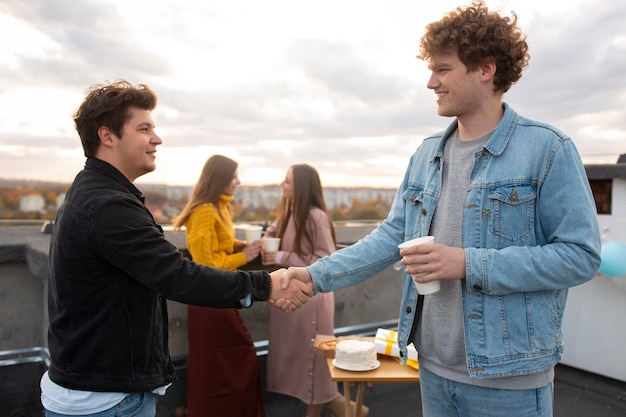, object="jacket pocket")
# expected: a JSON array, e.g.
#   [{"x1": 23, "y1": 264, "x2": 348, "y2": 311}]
[
  {"x1": 402, "y1": 185, "x2": 427, "y2": 237},
  {"x1": 488, "y1": 183, "x2": 536, "y2": 246},
  {"x1": 403, "y1": 185, "x2": 424, "y2": 206}
]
